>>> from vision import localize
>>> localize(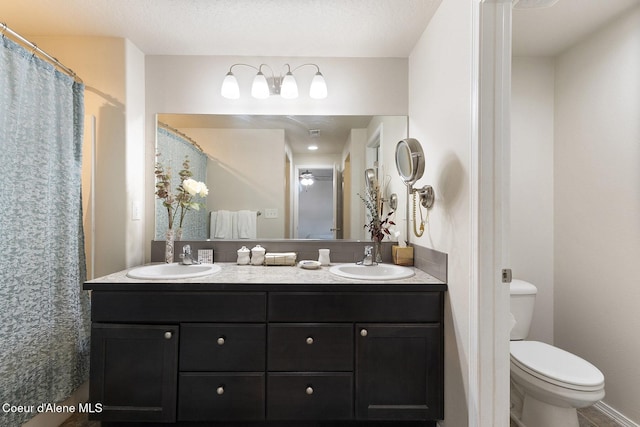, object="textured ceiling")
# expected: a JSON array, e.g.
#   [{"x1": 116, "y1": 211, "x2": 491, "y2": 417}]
[
  {"x1": 3, "y1": 0, "x2": 637, "y2": 58},
  {"x1": 2, "y1": 0, "x2": 441, "y2": 57}
]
